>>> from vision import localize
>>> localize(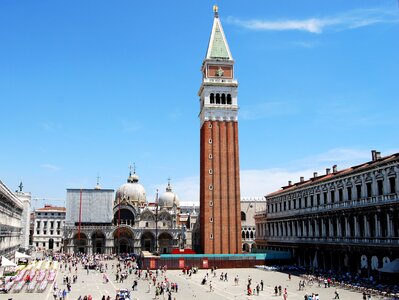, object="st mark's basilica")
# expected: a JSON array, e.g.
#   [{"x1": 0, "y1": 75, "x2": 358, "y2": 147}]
[{"x1": 63, "y1": 168, "x2": 198, "y2": 255}]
